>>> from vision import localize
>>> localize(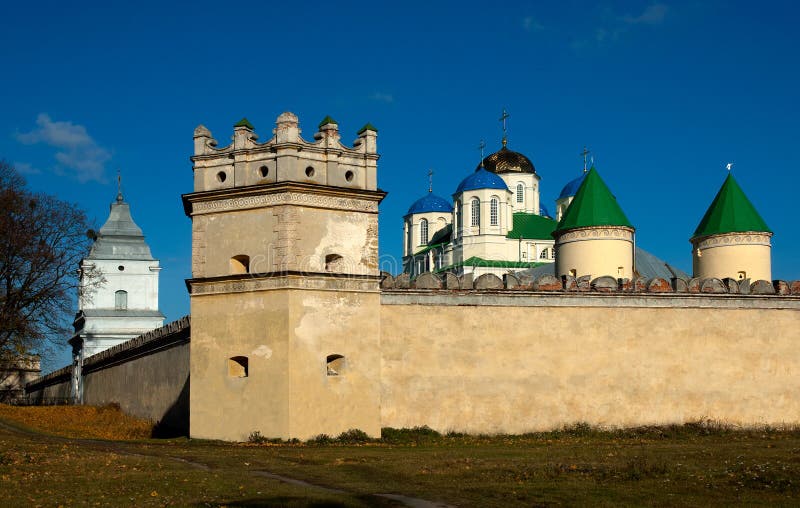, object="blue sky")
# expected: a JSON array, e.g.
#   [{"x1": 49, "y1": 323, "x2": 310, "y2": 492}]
[{"x1": 2, "y1": 1, "x2": 798, "y2": 369}]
